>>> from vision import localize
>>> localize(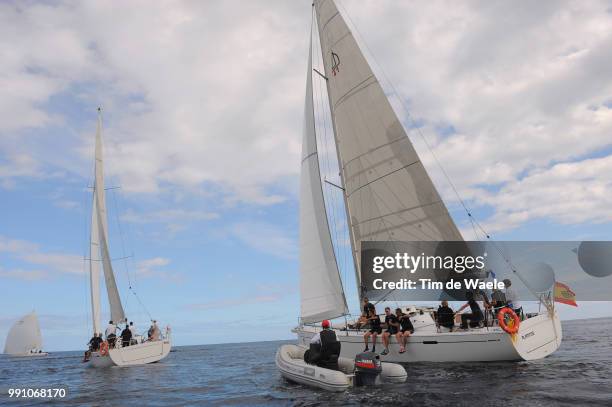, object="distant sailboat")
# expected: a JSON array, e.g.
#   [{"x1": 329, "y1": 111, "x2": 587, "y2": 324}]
[
  {"x1": 4, "y1": 312, "x2": 48, "y2": 357},
  {"x1": 85, "y1": 108, "x2": 171, "y2": 368},
  {"x1": 294, "y1": 0, "x2": 562, "y2": 362}
]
